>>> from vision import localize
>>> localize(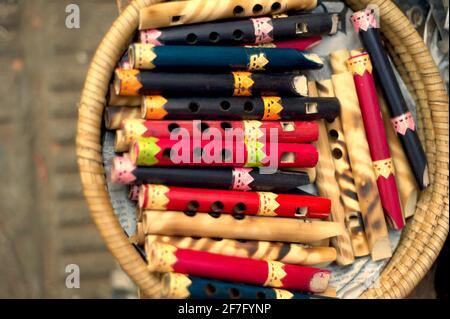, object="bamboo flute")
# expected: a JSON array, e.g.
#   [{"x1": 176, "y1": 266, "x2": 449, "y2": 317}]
[
  {"x1": 330, "y1": 49, "x2": 391, "y2": 261},
  {"x1": 139, "y1": 0, "x2": 318, "y2": 30},
  {"x1": 315, "y1": 78, "x2": 370, "y2": 257},
  {"x1": 146, "y1": 242, "x2": 330, "y2": 293},
  {"x1": 143, "y1": 210, "x2": 345, "y2": 244},
  {"x1": 309, "y1": 81, "x2": 354, "y2": 265},
  {"x1": 145, "y1": 235, "x2": 337, "y2": 265}
]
